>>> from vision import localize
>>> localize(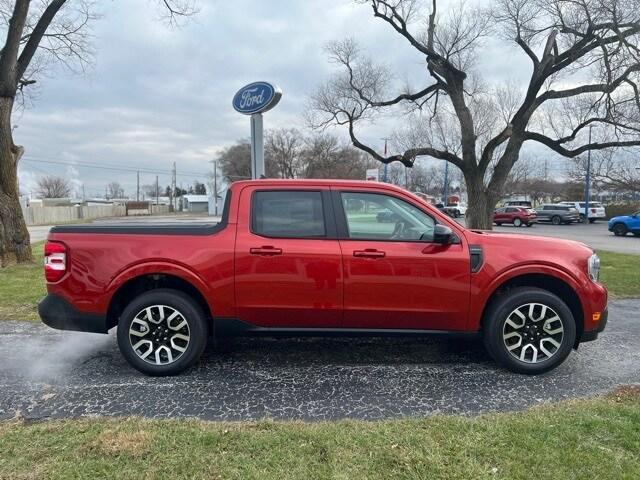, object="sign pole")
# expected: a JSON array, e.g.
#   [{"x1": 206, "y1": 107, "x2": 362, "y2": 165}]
[{"x1": 250, "y1": 113, "x2": 264, "y2": 179}]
